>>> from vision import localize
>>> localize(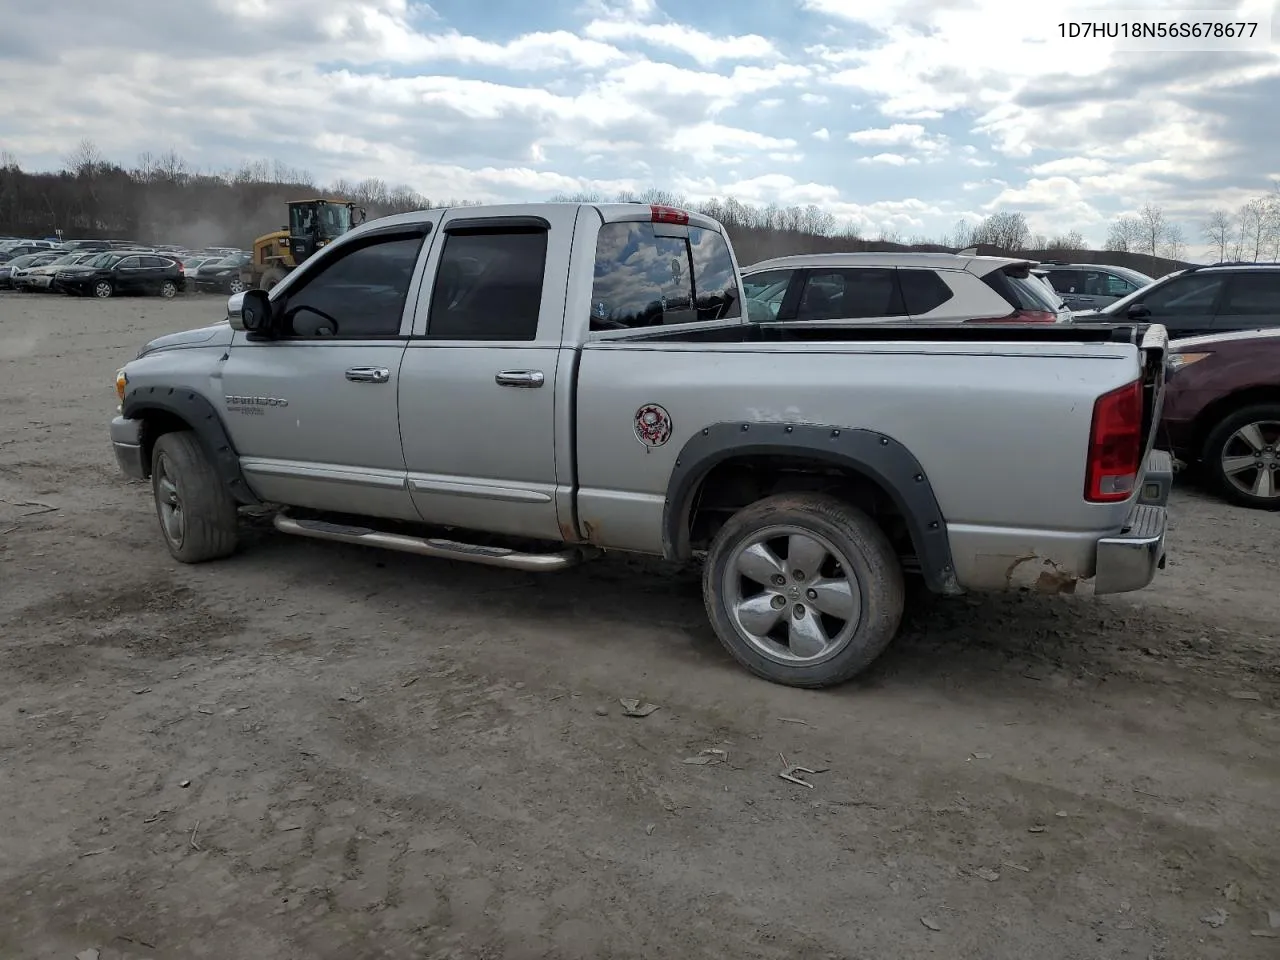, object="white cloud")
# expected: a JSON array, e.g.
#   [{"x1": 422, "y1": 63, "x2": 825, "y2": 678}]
[
  {"x1": 856, "y1": 153, "x2": 919, "y2": 166},
  {"x1": 583, "y1": 18, "x2": 778, "y2": 63},
  {"x1": 812, "y1": 127, "x2": 830, "y2": 141}
]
